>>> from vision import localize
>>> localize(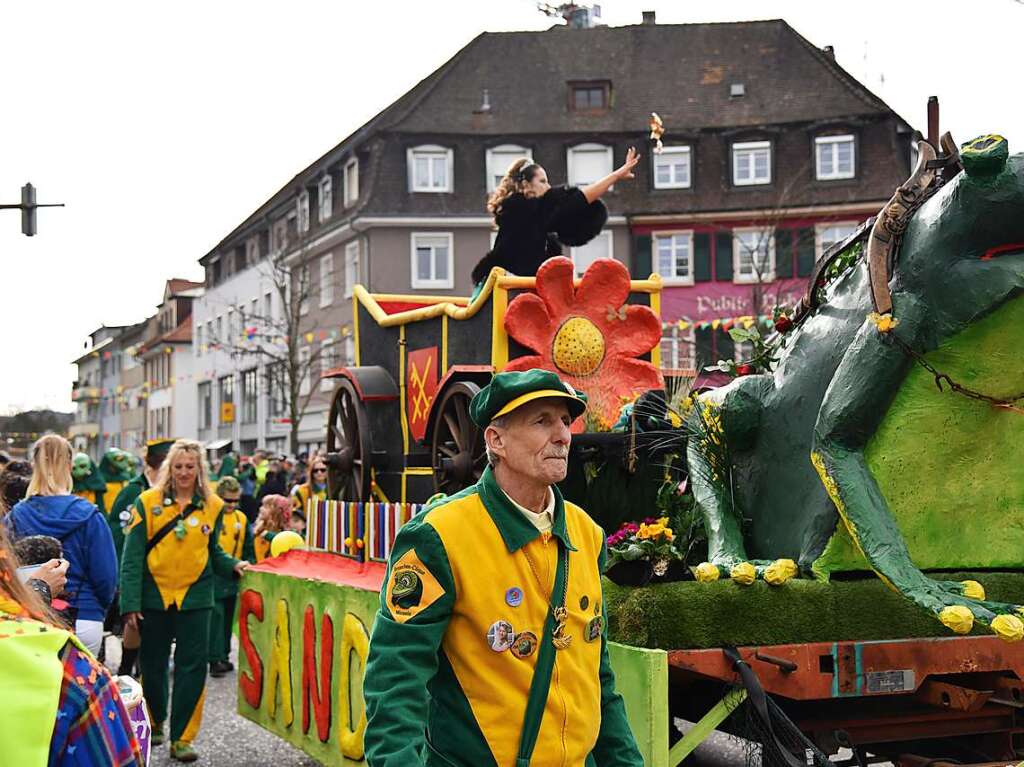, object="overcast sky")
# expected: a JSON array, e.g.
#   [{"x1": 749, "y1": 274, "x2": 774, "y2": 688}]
[{"x1": 2, "y1": 0, "x2": 1021, "y2": 413}]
